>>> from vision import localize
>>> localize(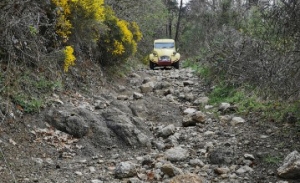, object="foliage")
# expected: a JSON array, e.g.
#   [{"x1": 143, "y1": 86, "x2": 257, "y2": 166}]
[
  {"x1": 12, "y1": 94, "x2": 43, "y2": 113},
  {"x1": 239, "y1": 6, "x2": 295, "y2": 52},
  {"x1": 51, "y1": 0, "x2": 105, "y2": 42},
  {"x1": 105, "y1": 0, "x2": 168, "y2": 60},
  {"x1": 263, "y1": 154, "x2": 281, "y2": 165},
  {"x1": 63, "y1": 46, "x2": 76, "y2": 72},
  {"x1": 182, "y1": 58, "x2": 211, "y2": 78},
  {"x1": 203, "y1": 76, "x2": 300, "y2": 122},
  {"x1": 97, "y1": 7, "x2": 142, "y2": 66}
]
